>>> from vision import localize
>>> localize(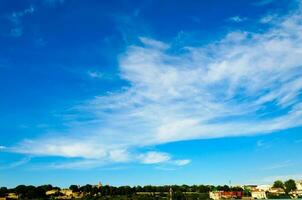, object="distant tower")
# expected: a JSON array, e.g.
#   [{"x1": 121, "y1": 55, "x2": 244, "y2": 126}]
[
  {"x1": 169, "y1": 187, "x2": 173, "y2": 200},
  {"x1": 97, "y1": 181, "x2": 102, "y2": 188}
]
